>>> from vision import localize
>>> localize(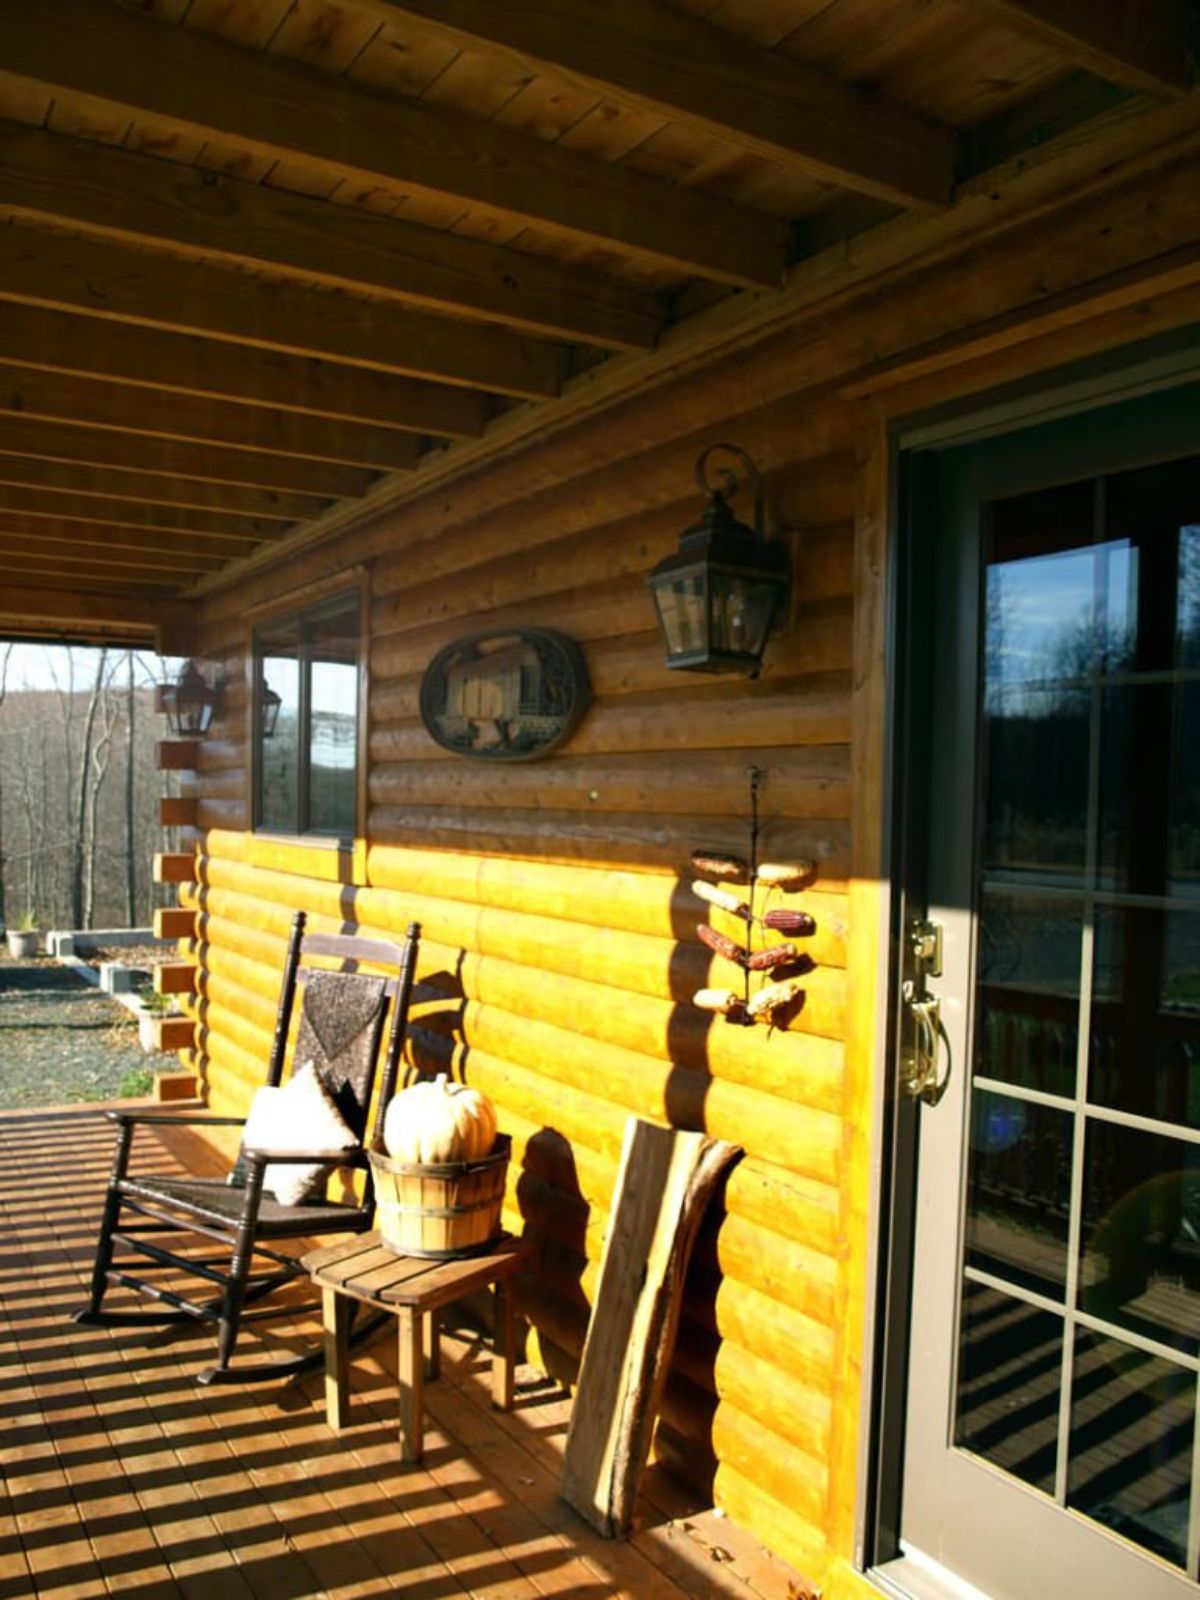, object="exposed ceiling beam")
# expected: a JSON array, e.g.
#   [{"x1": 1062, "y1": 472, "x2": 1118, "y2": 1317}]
[
  {"x1": 0, "y1": 365, "x2": 425, "y2": 472},
  {"x1": 0, "y1": 484, "x2": 286, "y2": 542},
  {"x1": 0, "y1": 302, "x2": 489, "y2": 438},
  {"x1": 0, "y1": 531, "x2": 232, "y2": 574},
  {"x1": 0, "y1": 455, "x2": 325, "y2": 521},
  {"x1": 0, "y1": 223, "x2": 564, "y2": 401},
  {"x1": 364, "y1": 0, "x2": 955, "y2": 209},
  {"x1": 0, "y1": 516, "x2": 253, "y2": 558},
  {"x1": 964, "y1": 1, "x2": 1192, "y2": 97},
  {"x1": 0, "y1": 415, "x2": 378, "y2": 499},
  {"x1": 0, "y1": 553, "x2": 188, "y2": 589},
  {"x1": 0, "y1": 122, "x2": 659, "y2": 351},
  {"x1": 0, "y1": 0, "x2": 788, "y2": 288},
  {"x1": 0, "y1": 585, "x2": 194, "y2": 648}
]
